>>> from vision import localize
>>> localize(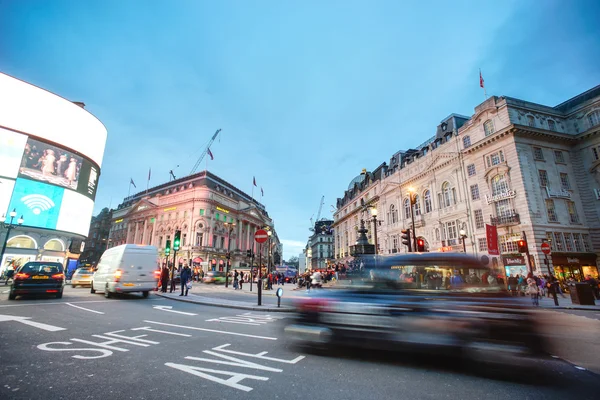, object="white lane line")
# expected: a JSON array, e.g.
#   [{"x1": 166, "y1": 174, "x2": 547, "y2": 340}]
[
  {"x1": 65, "y1": 302, "x2": 105, "y2": 315},
  {"x1": 144, "y1": 320, "x2": 278, "y2": 341},
  {"x1": 0, "y1": 314, "x2": 66, "y2": 332},
  {"x1": 153, "y1": 305, "x2": 197, "y2": 316},
  {"x1": 0, "y1": 300, "x2": 115, "y2": 308}
]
